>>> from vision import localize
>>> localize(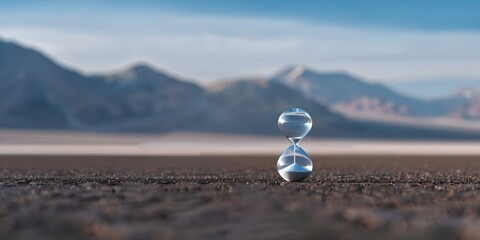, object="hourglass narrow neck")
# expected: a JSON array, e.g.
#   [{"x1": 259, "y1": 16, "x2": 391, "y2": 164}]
[
  {"x1": 288, "y1": 137, "x2": 302, "y2": 145},
  {"x1": 293, "y1": 142, "x2": 296, "y2": 164}
]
